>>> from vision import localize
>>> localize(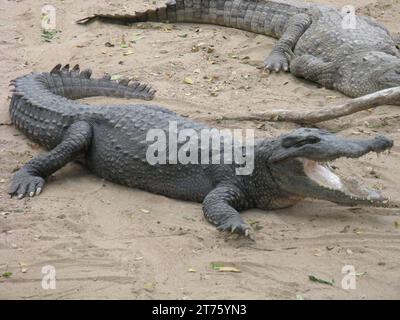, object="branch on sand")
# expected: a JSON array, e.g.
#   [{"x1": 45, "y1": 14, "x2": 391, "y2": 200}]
[{"x1": 198, "y1": 86, "x2": 400, "y2": 124}]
